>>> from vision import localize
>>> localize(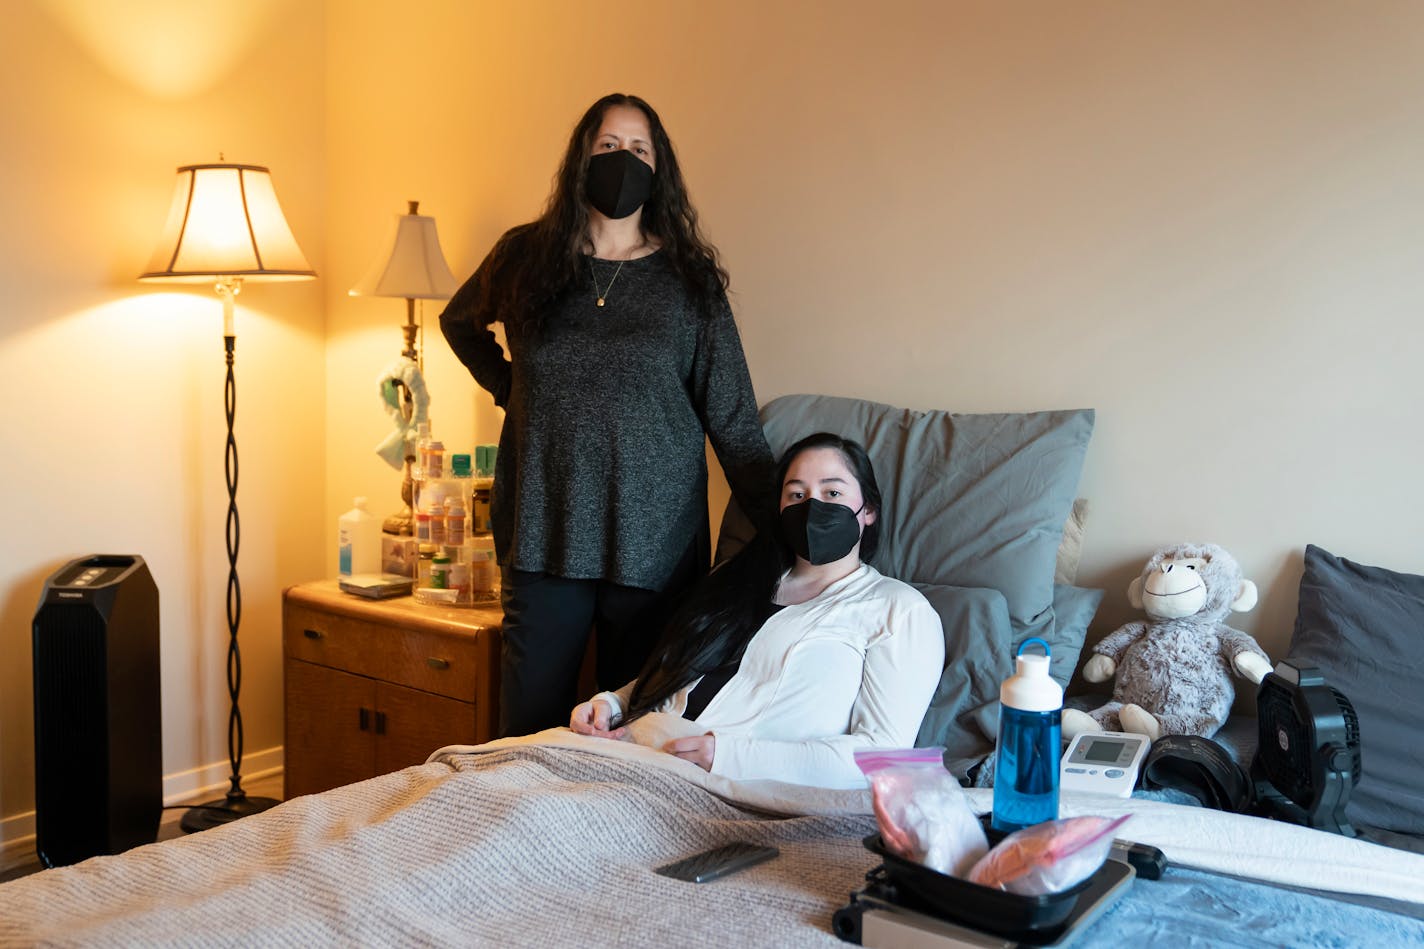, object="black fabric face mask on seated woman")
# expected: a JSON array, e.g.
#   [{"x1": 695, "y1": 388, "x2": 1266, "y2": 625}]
[{"x1": 779, "y1": 498, "x2": 864, "y2": 566}]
